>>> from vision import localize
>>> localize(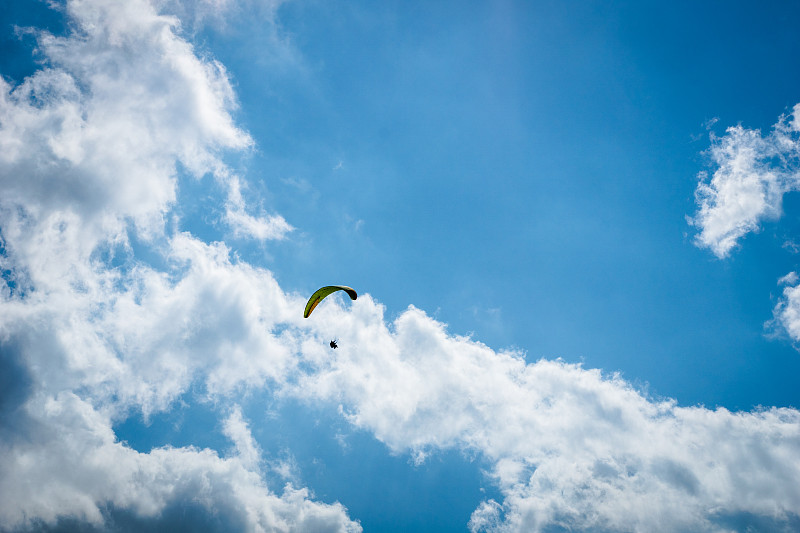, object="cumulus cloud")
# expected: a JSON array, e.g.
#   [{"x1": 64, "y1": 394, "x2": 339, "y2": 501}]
[
  {"x1": 0, "y1": 224, "x2": 355, "y2": 530},
  {"x1": 772, "y1": 274, "x2": 800, "y2": 344},
  {"x1": 0, "y1": 0, "x2": 354, "y2": 530},
  {"x1": 0, "y1": 0, "x2": 288, "y2": 245},
  {"x1": 291, "y1": 304, "x2": 800, "y2": 532},
  {"x1": 690, "y1": 105, "x2": 800, "y2": 258},
  {"x1": 0, "y1": 391, "x2": 360, "y2": 533}
]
